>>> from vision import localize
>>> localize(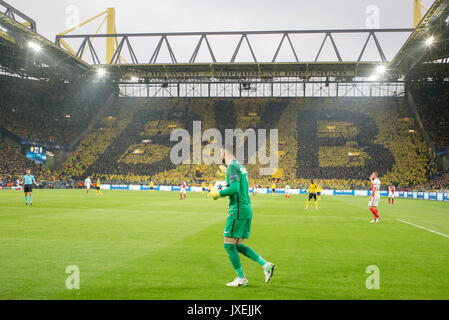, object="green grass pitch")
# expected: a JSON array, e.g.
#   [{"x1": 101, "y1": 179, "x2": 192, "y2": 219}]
[{"x1": 1, "y1": 189, "x2": 448, "y2": 300}]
